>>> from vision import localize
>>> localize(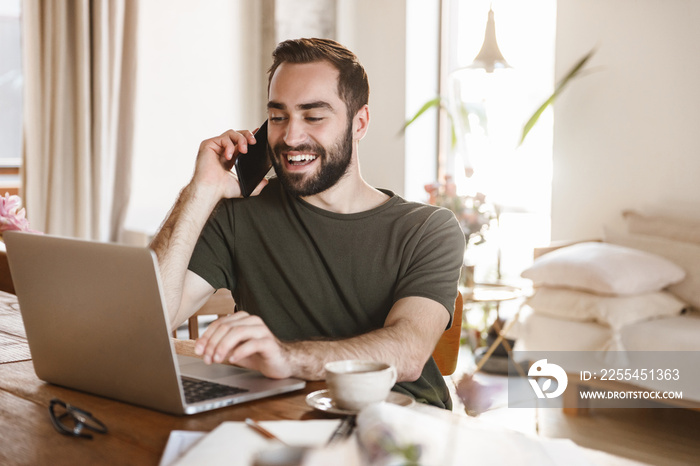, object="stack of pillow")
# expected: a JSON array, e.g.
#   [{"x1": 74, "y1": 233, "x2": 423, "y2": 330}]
[
  {"x1": 519, "y1": 240, "x2": 688, "y2": 350},
  {"x1": 604, "y1": 209, "x2": 700, "y2": 313}
]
